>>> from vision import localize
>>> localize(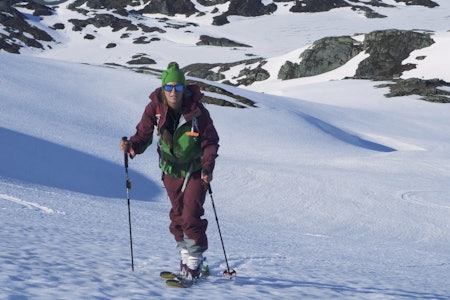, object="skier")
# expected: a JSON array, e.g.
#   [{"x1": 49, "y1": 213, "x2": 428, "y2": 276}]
[{"x1": 120, "y1": 62, "x2": 219, "y2": 280}]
